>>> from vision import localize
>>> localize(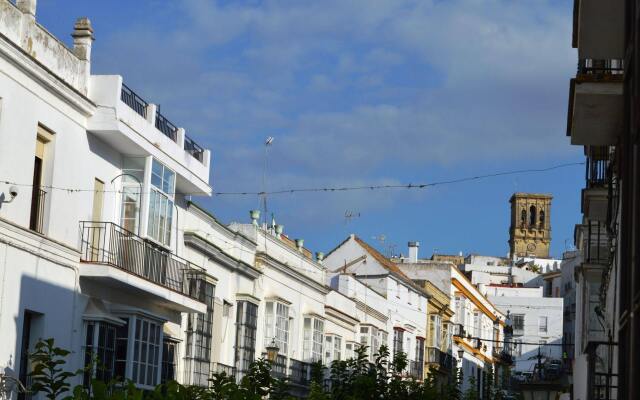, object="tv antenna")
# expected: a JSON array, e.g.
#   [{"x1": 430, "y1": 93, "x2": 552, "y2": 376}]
[
  {"x1": 344, "y1": 210, "x2": 361, "y2": 224},
  {"x1": 261, "y1": 136, "x2": 274, "y2": 227}
]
